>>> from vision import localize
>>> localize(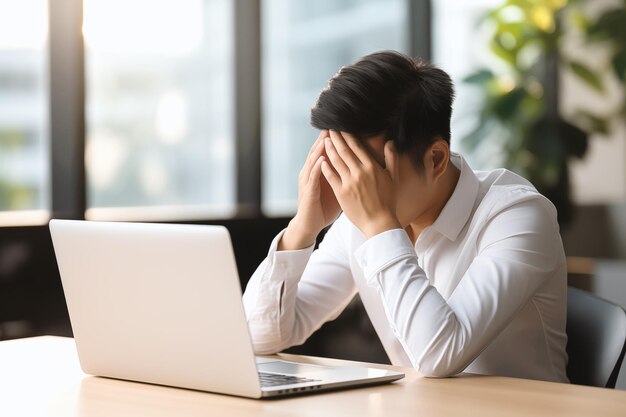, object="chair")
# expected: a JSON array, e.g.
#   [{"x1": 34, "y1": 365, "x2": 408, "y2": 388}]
[{"x1": 566, "y1": 286, "x2": 626, "y2": 388}]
